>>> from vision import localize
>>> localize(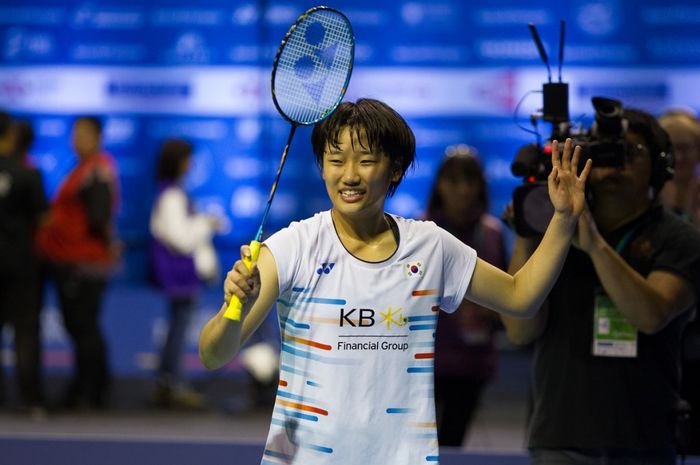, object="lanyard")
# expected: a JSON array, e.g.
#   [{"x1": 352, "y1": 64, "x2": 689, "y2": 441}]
[{"x1": 614, "y1": 223, "x2": 643, "y2": 254}]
